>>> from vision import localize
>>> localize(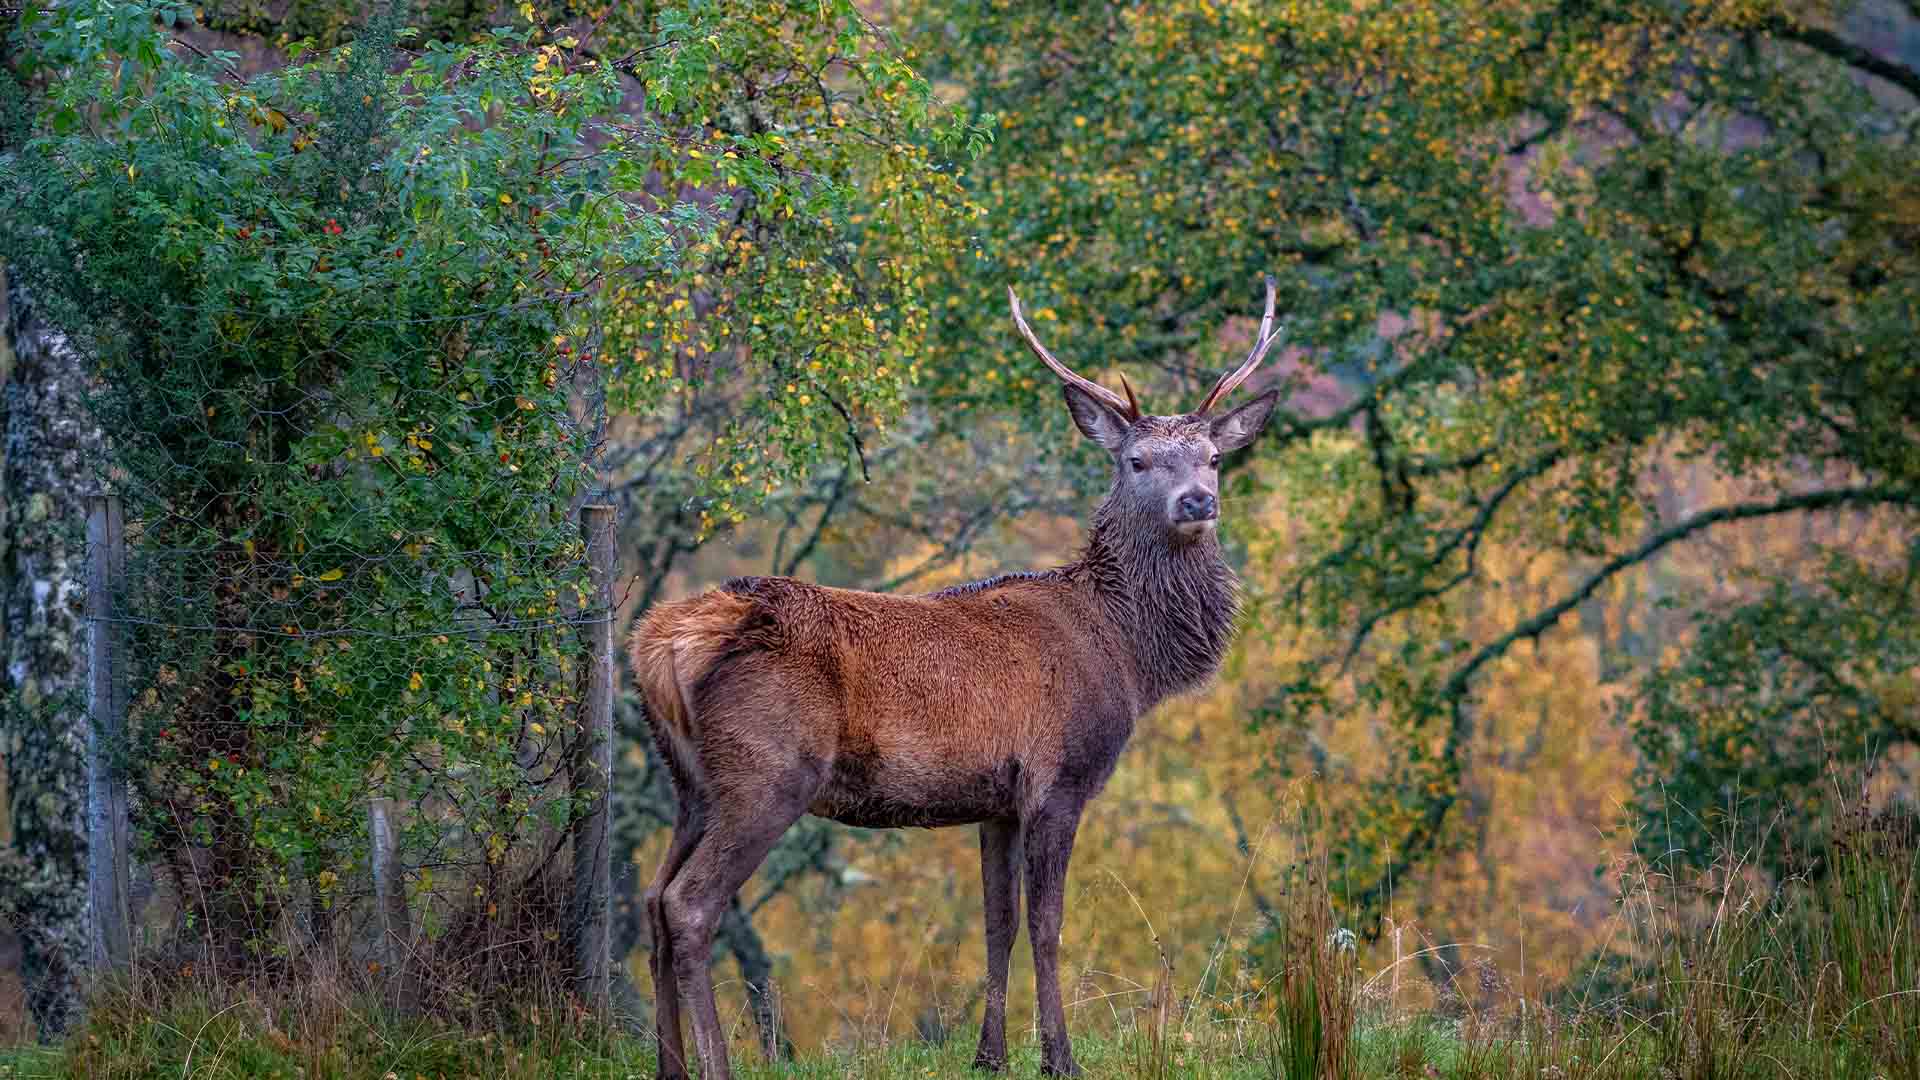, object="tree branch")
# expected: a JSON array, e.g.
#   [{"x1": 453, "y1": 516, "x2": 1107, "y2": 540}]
[
  {"x1": 823, "y1": 390, "x2": 872, "y2": 483},
  {"x1": 1338, "y1": 449, "x2": 1565, "y2": 672},
  {"x1": 1767, "y1": 18, "x2": 1920, "y2": 100},
  {"x1": 1407, "y1": 446, "x2": 1495, "y2": 477},
  {"x1": 777, "y1": 467, "x2": 852, "y2": 577},
  {"x1": 1219, "y1": 791, "x2": 1279, "y2": 928},
  {"x1": 1349, "y1": 484, "x2": 1920, "y2": 923}
]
